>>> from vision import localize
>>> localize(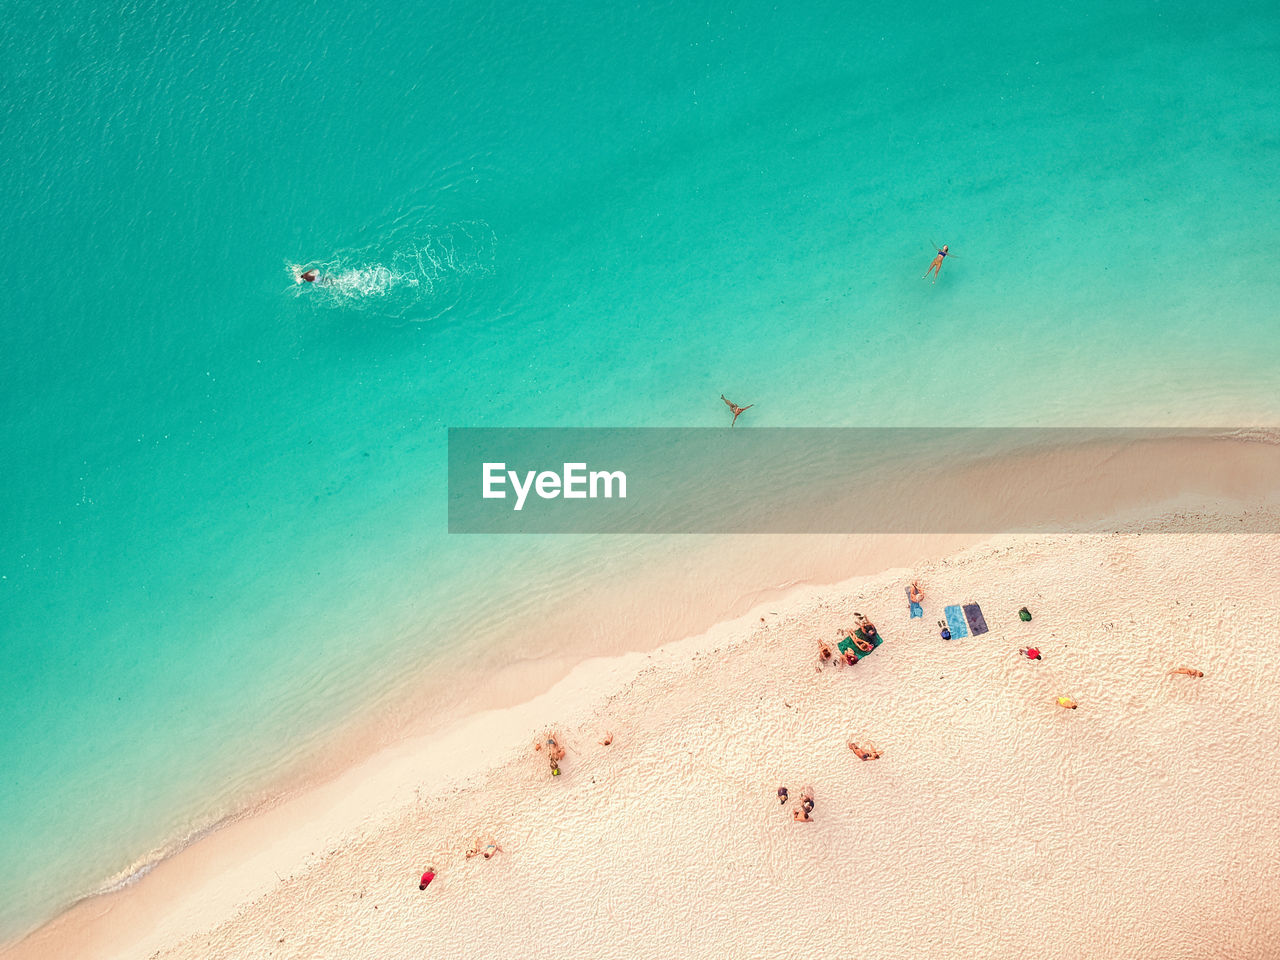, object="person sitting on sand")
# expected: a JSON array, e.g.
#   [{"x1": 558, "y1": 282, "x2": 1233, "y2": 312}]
[
  {"x1": 534, "y1": 733, "x2": 566, "y2": 763},
  {"x1": 800, "y1": 785, "x2": 815, "y2": 816},
  {"x1": 777, "y1": 786, "x2": 789, "y2": 805},
  {"x1": 841, "y1": 649, "x2": 858, "y2": 667},
  {"x1": 853, "y1": 613, "x2": 877, "y2": 640},
  {"x1": 848, "y1": 741, "x2": 881, "y2": 761},
  {"x1": 909, "y1": 581, "x2": 924, "y2": 604},
  {"x1": 817, "y1": 640, "x2": 834, "y2": 665},
  {"x1": 792, "y1": 804, "x2": 813, "y2": 823},
  {"x1": 1021, "y1": 647, "x2": 1042, "y2": 661},
  {"x1": 1168, "y1": 667, "x2": 1204, "y2": 678},
  {"x1": 419, "y1": 867, "x2": 436, "y2": 890},
  {"x1": 535, "y1": 733, "x2": 565, "y2": 776},
  {"x1": 467, "y1": 839, "x2": 503, "y2": 860},
  {"x1": 938, "y1": 619, "x2": 951, "y2": 640},
  {"x1": 599, "y1": 731, "x2": 614, "y2": 745}
]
